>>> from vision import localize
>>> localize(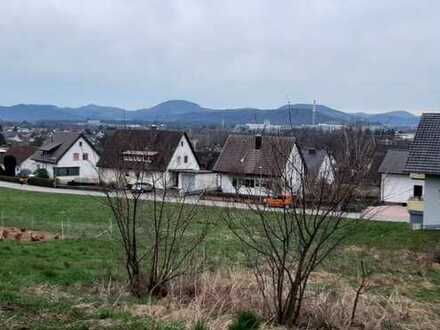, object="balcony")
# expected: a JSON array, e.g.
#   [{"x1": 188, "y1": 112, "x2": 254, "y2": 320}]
[{"x1": 407, "y1": 197, "x2": 424, "y2": 212}]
